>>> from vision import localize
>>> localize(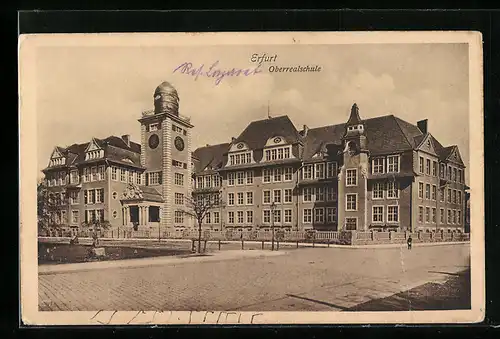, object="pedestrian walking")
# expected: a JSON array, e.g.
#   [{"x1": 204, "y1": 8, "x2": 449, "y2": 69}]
[{"x1": 407, "y1": 235, "x2": 413, "y2": 250}]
